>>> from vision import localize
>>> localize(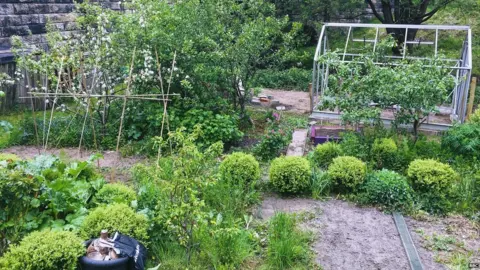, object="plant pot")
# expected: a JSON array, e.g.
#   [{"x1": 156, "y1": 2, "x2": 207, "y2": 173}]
[{"x1": 79, "y1": 256, "x2": 130, "y2": 270}]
